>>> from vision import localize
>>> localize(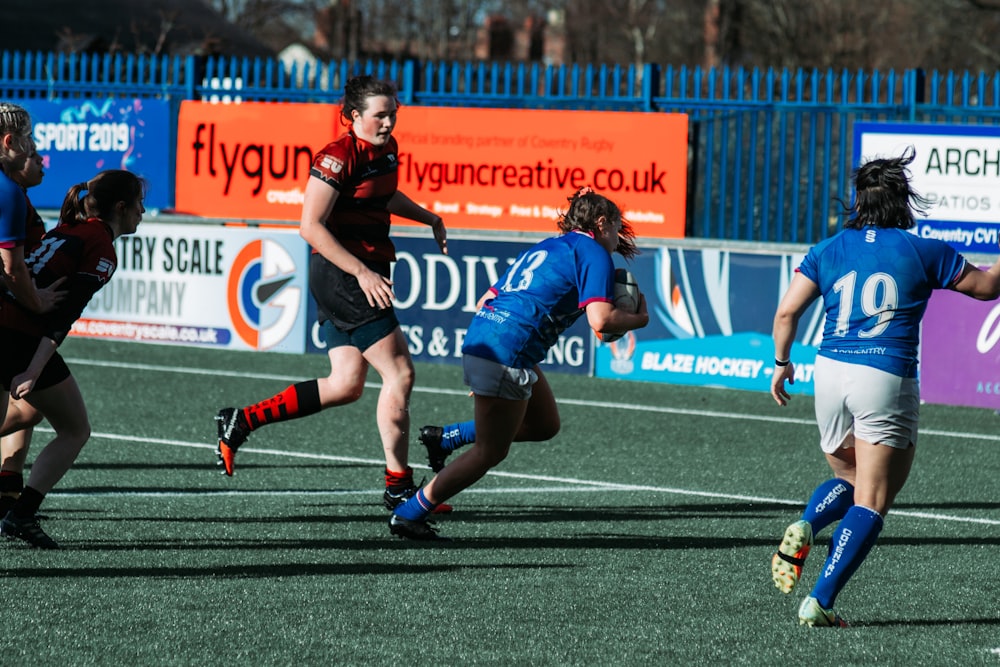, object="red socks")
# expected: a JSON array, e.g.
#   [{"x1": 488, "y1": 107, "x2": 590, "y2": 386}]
[
  {"x1": 243, "y1": 380, "x2": 322, "y2": 430},
  {"x1": 384, "y1": 467, "x2": 414, "y2": 489}
]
